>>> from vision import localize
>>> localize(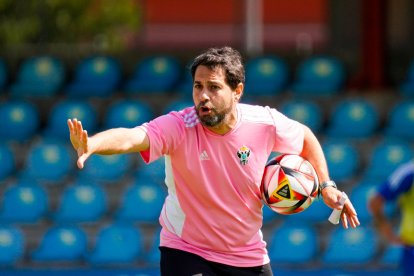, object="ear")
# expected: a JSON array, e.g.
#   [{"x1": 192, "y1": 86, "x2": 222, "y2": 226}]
[{"x1": 234, "y1": 82, "x2": 244, "y2": 102}]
